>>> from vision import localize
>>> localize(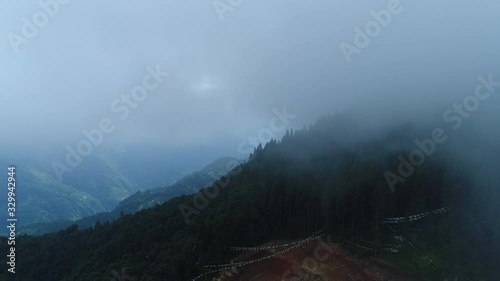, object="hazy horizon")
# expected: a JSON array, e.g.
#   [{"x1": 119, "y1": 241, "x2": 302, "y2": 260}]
[{"x1": 0, "y1": 0, "x2": 499, "y2": 194}]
